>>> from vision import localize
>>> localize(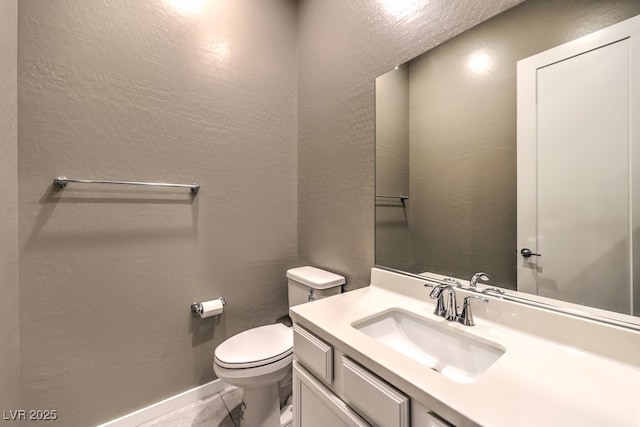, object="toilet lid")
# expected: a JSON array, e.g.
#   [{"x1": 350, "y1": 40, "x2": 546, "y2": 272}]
[{"x1": 215, "y1": 323, "x2": 293, "y2": 369}]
